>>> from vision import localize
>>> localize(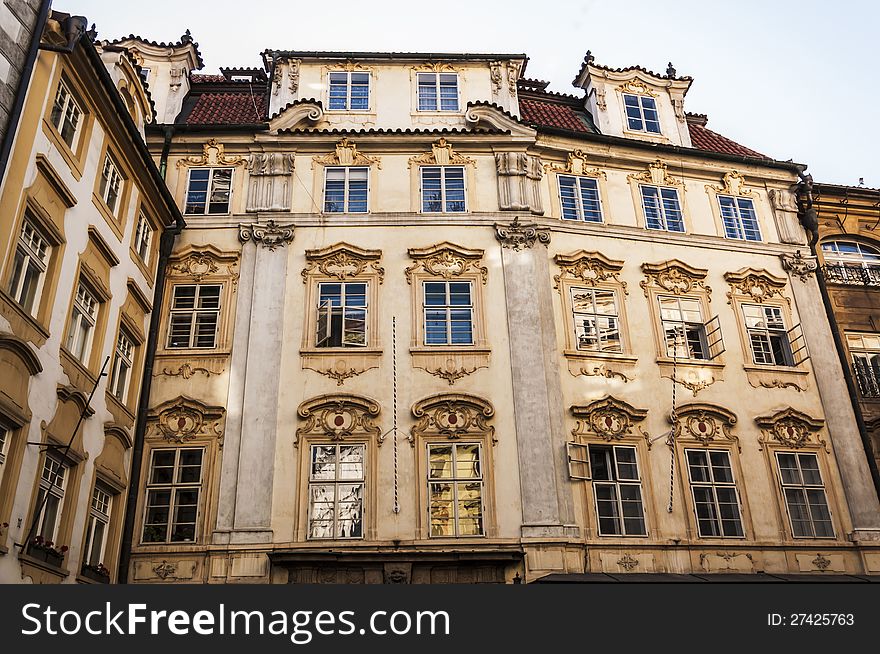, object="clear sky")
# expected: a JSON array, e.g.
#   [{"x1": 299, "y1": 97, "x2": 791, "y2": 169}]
[{"x1": 56, "y1": 0, "x2": 877, "y2": 188}]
